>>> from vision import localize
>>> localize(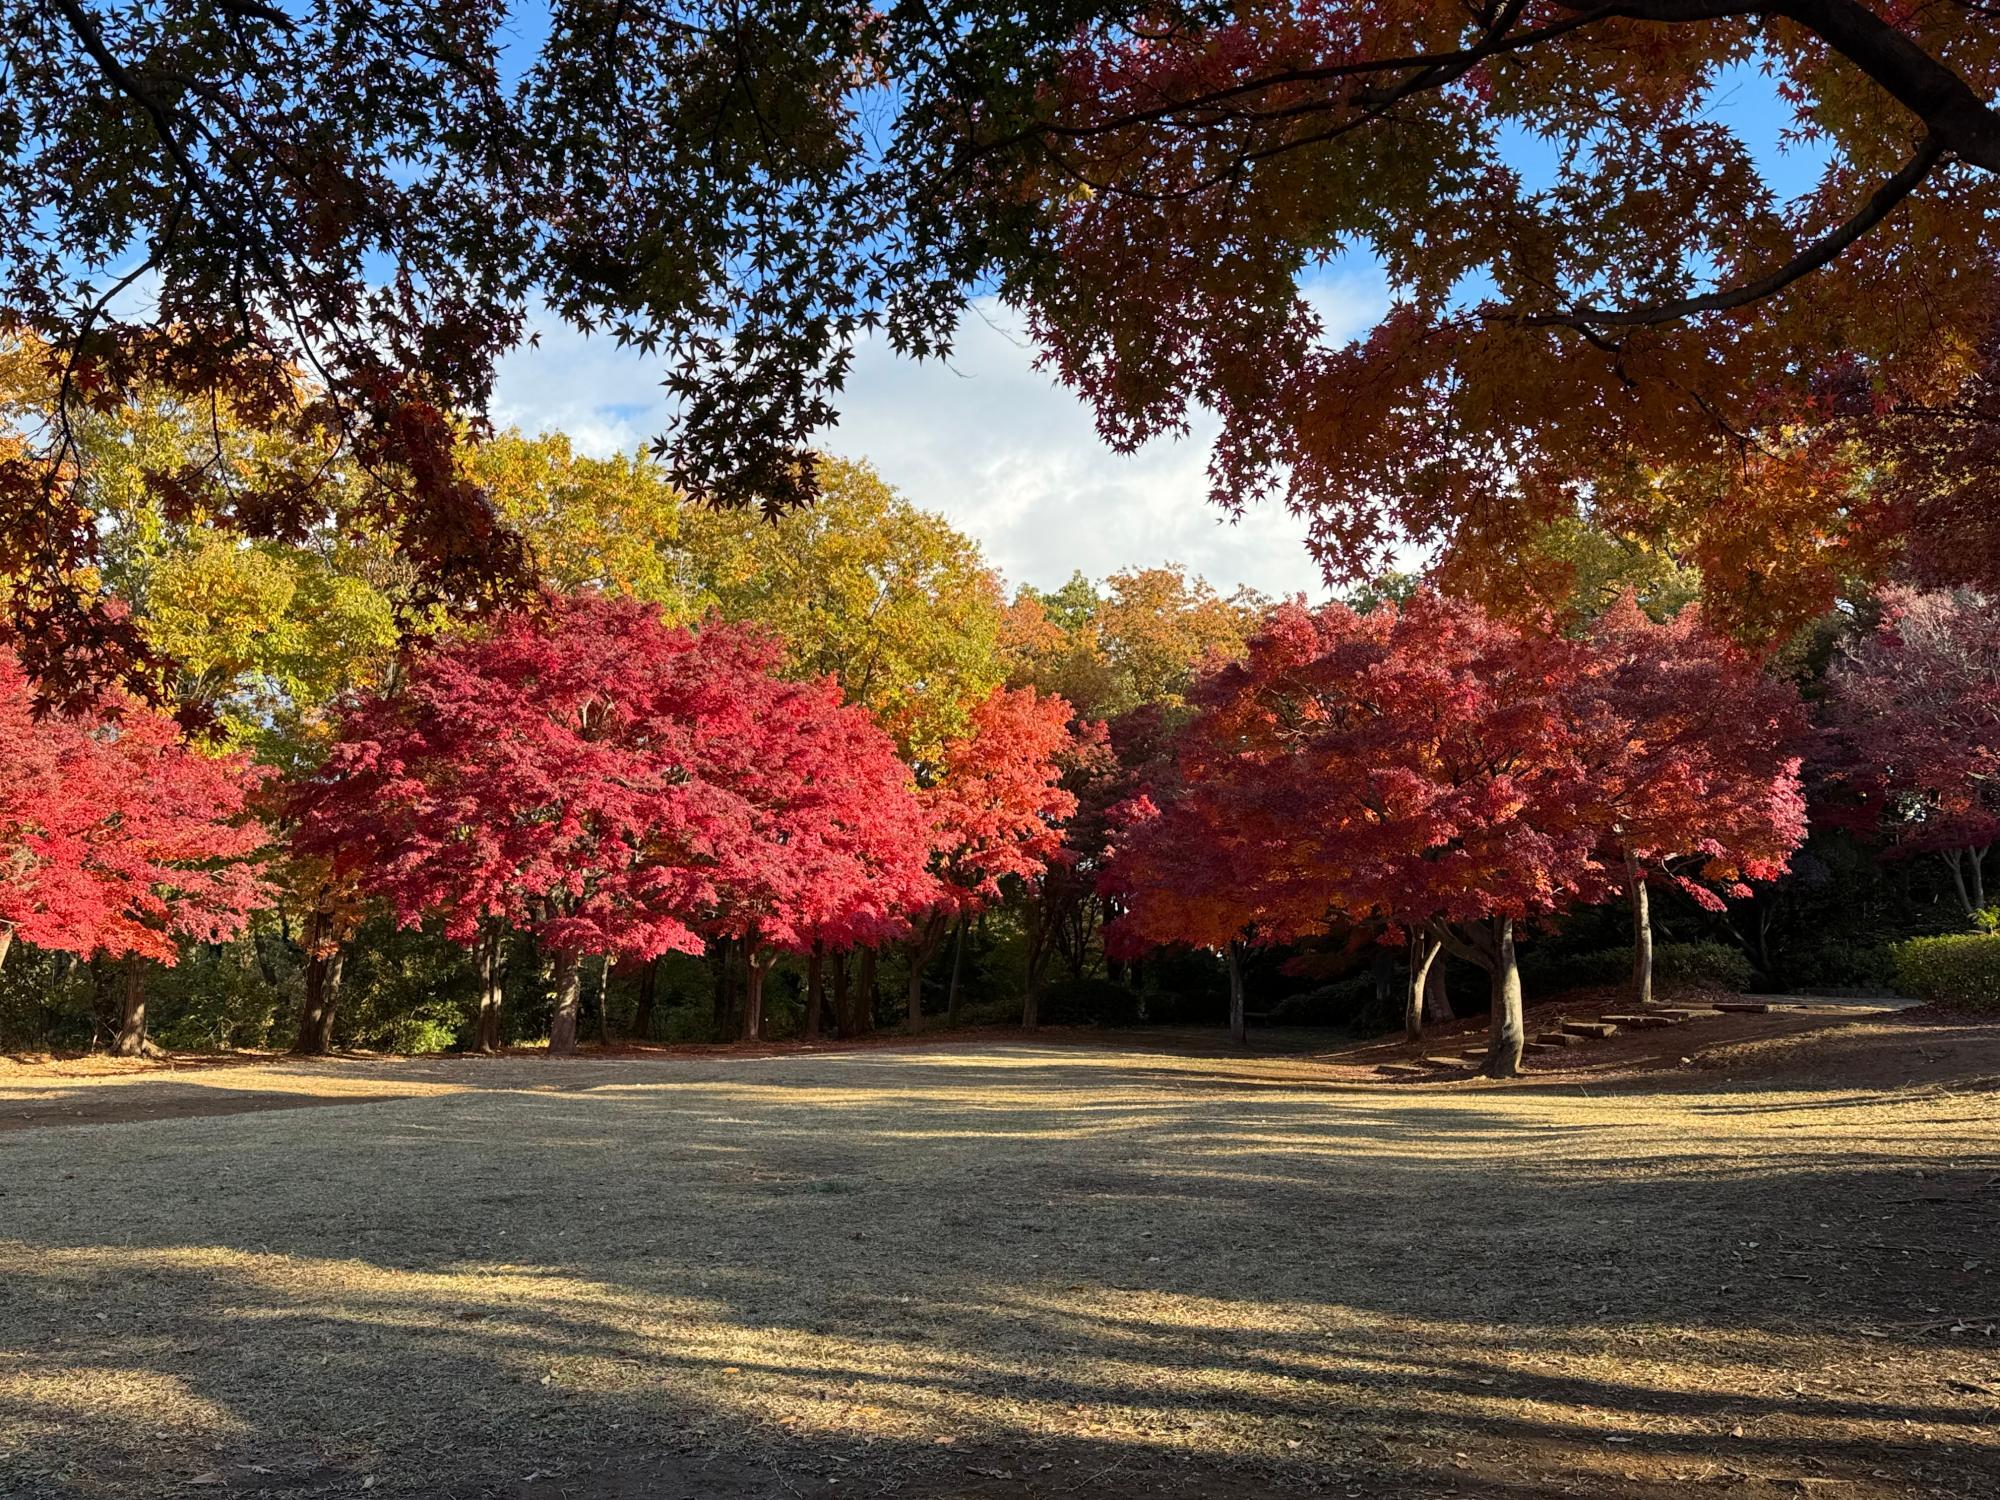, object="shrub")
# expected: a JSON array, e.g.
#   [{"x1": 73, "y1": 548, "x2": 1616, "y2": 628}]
[
  {"x1": 1523, "y1": 941, "x2": 1753, "y2": 994},
  {"x1": 1267, "y1": 975, "x2": 1376, "y2": 1028},
  {"x1": 1776, "y1": 940, "x2": 1899, "y2": 992},
  {"x1": 1892, "y1": 933, "x2": 2000, "y2": 1011},
  {"x1": 1038, "y1": 977, "x2": 1141, "y2": 1027}
]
